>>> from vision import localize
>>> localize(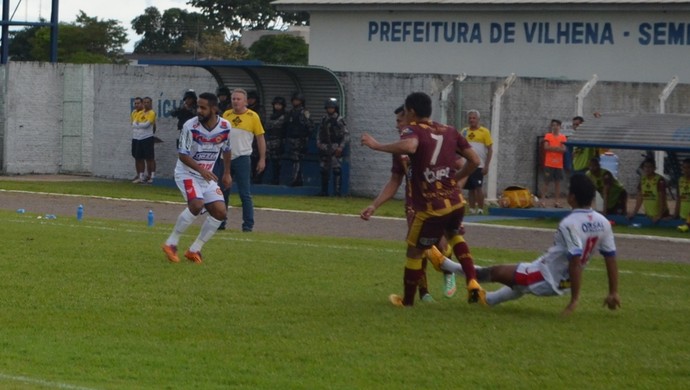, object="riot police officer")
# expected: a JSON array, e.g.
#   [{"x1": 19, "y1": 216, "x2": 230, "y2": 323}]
[
  {"x1": 264, "y1": 96, "x2": 288, "y2": 184},
  {"x1": 317, "y1": 98, "x2": 349, "y2": 196},
  {"x1": 284, "y1": 92, "x2": 312, "y2": 186}
]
